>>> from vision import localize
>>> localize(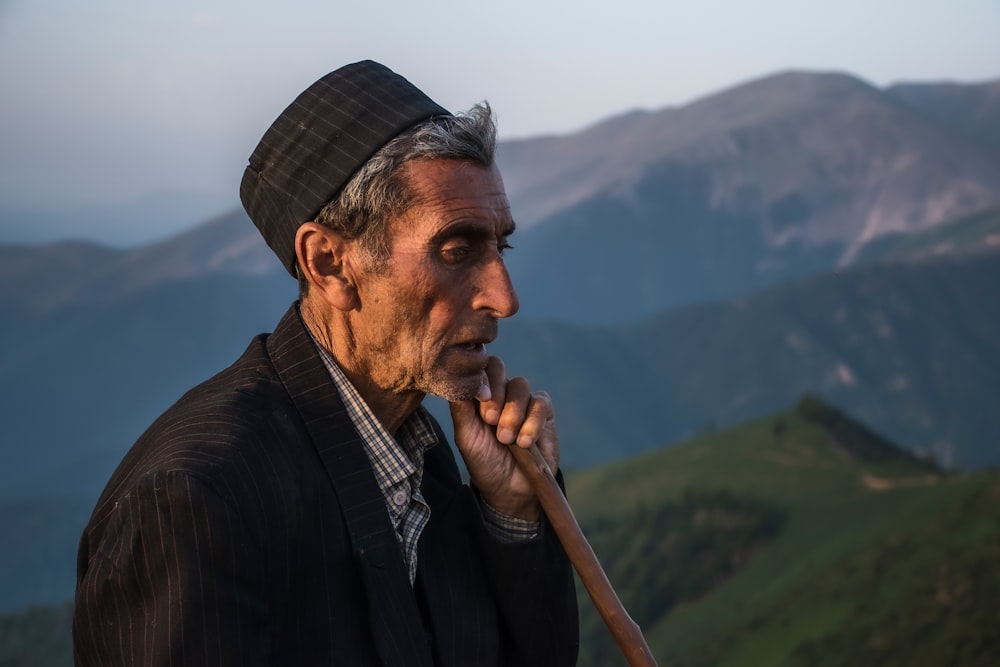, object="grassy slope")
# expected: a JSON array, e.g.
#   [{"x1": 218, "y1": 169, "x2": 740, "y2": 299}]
[
  {"x1": 727, "y1": 474, "x2": 1000, "y2": 667},
  {"x1": 2, "y1": 399, "x2": 996, "y2": 666},
  {"x1": 567, "y1": 400, "x2": 998, "y2": 666}
]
